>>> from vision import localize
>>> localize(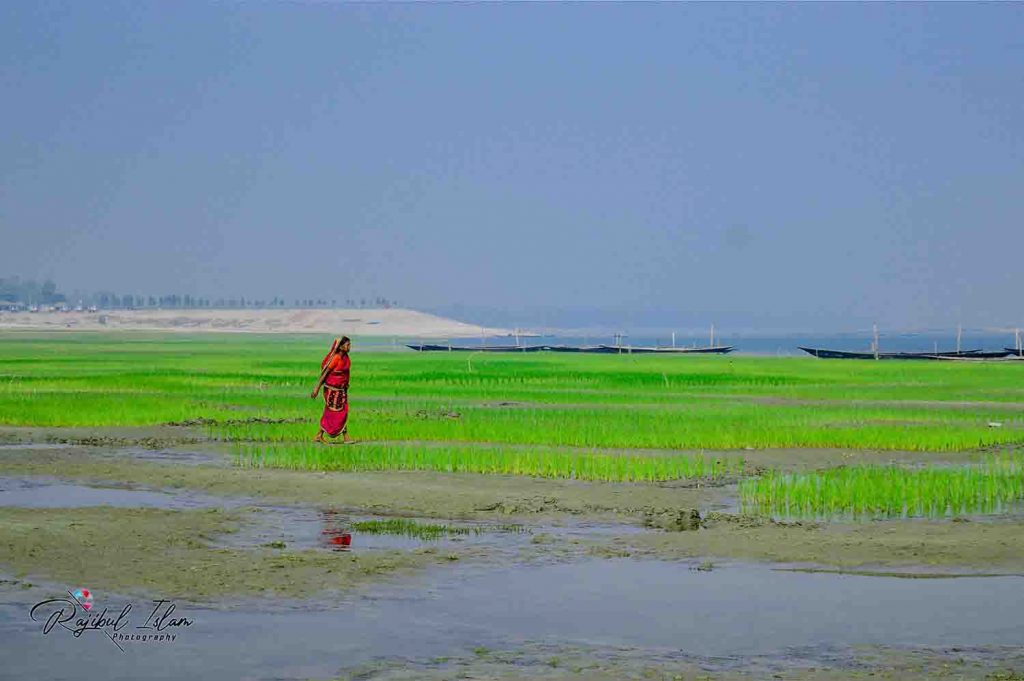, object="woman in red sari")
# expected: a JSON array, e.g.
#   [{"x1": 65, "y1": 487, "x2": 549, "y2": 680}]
[{"x1": 311, "y1": 336, "x2": 353, "y2": 444}]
